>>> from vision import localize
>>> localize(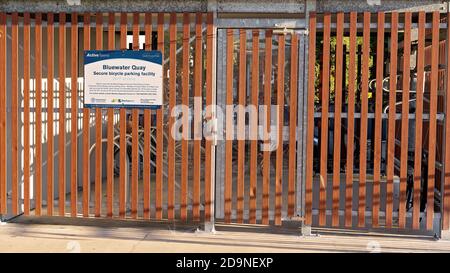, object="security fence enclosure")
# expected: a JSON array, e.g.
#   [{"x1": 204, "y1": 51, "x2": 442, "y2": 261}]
[{"x1": 0, "y1": 0, "x2": 450, "y2": 239}]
